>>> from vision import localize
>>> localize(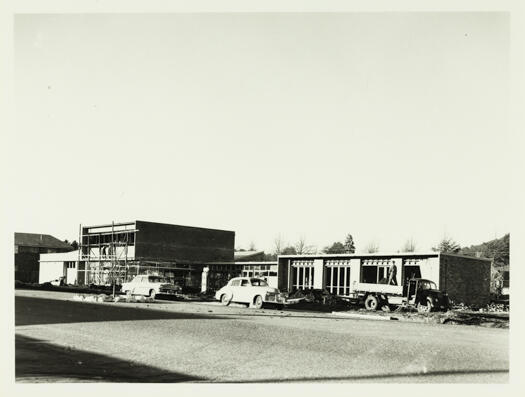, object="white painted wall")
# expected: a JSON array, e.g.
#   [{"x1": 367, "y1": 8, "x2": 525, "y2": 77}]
[
  {"x1": 40, "y1": 250, "x2": 79, "y2": 261},
  {"x1": 313, "y1": 259, "x2": 324, "y2": 289},
  {"x1": 418, "y1": 257, "x2": 440, "y2": 287},
  {"x1": 66, "y1": 266, "x2": 78, "y2": 284},
  {"x1": 39, "y1": 261, "x2": 64, "y2": 283},
  {"x1": 349, "y1": 259, "x2": 361, "y2": 293}
]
